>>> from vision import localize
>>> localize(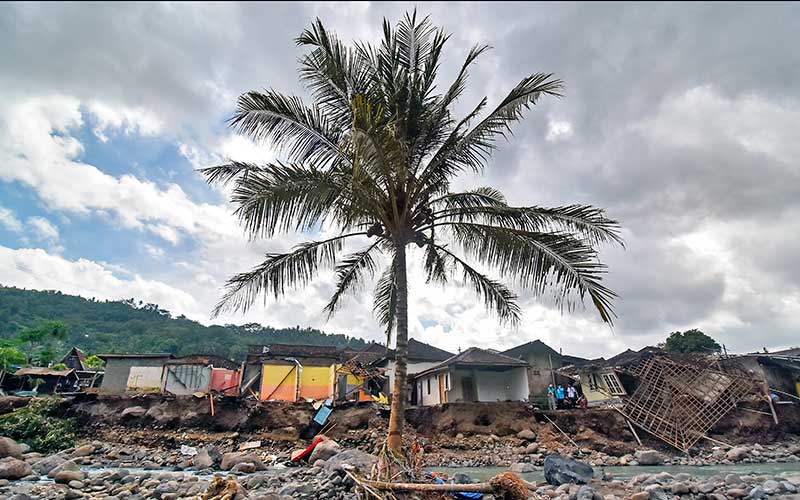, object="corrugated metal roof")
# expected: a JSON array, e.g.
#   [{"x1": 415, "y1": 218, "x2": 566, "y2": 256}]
[
  {"x1": 98, "y1": 353, "x2": 175, "y2": 360},
  {"x1": 414, "y1": 347, "x2": 528, "y2": 379},
  {"x1": 164, "y1": 354, "x2": 238, "y2": 370}
]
